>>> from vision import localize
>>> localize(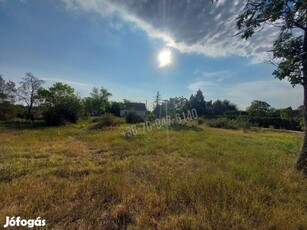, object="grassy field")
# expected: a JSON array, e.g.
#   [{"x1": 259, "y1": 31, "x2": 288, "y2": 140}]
[{"x1": 0, "y1": 120, "x2": 306, "y2": 229}]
